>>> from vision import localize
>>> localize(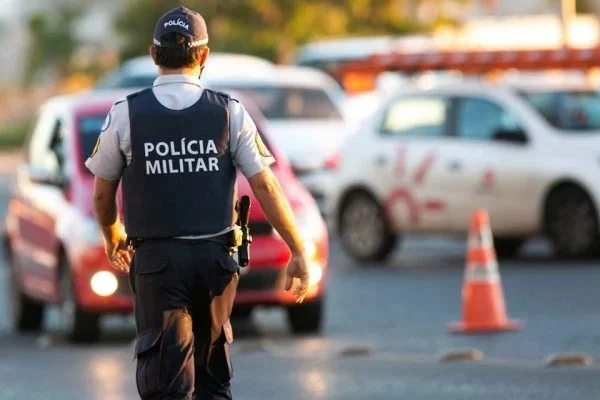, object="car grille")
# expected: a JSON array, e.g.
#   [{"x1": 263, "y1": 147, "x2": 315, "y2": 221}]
[
  {"x1": 249, "y1": 221, "x2": 273, "y2": 235},
  {"x1": 238, "y1": 268, "x2": 284, "y2": 291}
]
